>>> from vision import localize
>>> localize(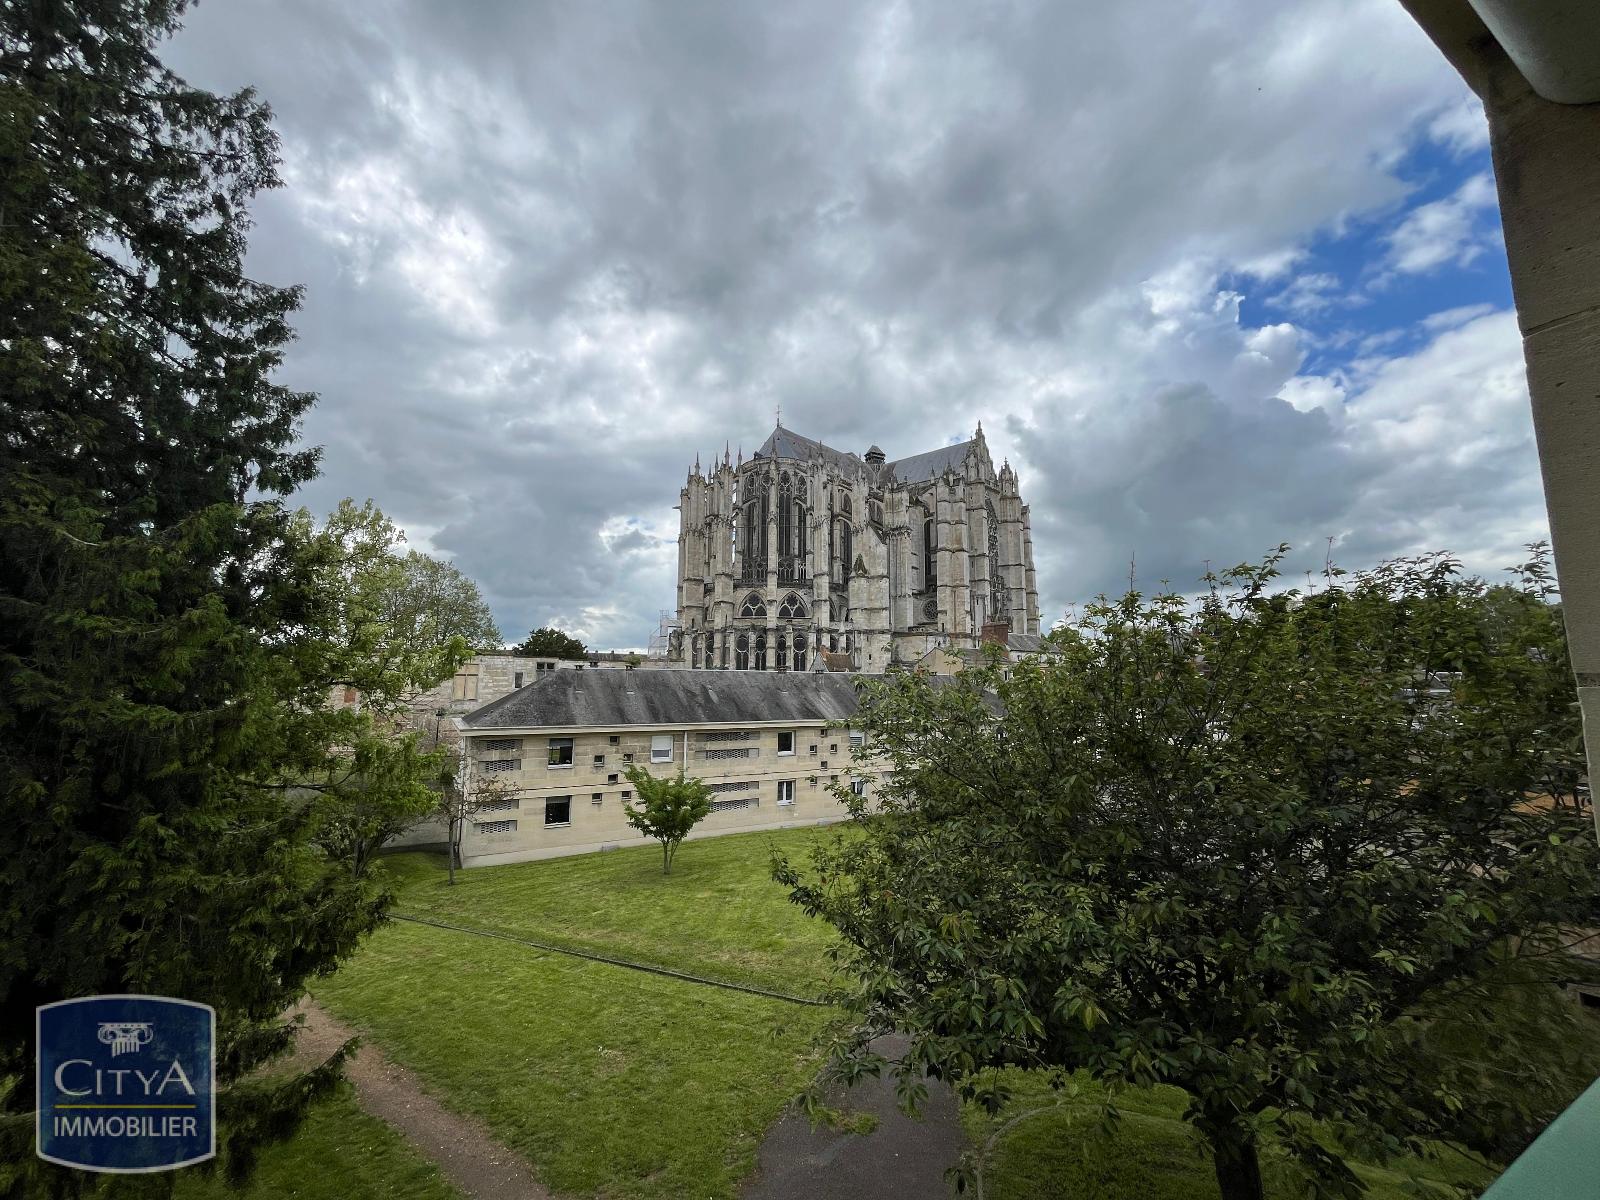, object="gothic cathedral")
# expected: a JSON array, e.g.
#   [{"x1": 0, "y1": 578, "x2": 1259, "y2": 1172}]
[{"x1": 671, "y1": 422, "x2": 1040, "y2": 671}]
